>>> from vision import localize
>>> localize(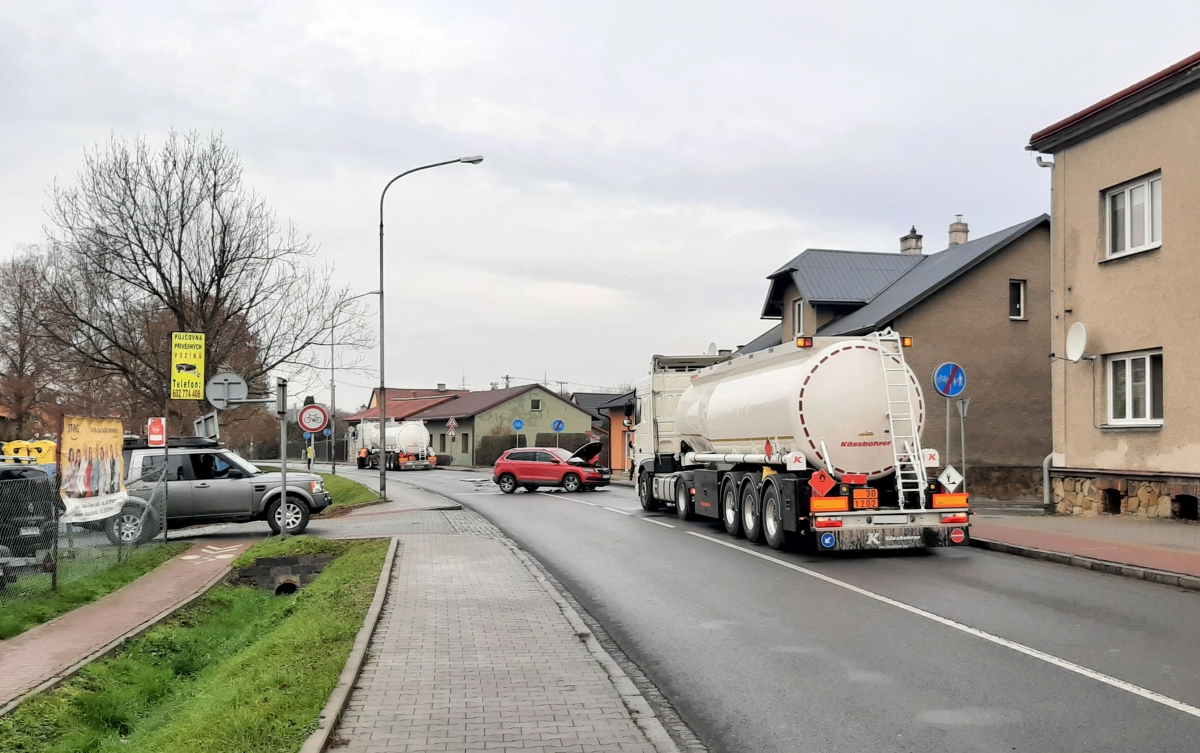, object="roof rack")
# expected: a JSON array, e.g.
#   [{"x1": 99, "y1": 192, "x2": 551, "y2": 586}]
[{"x1": 122, "y1": 436, "x2": 221, "y2": 450}]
